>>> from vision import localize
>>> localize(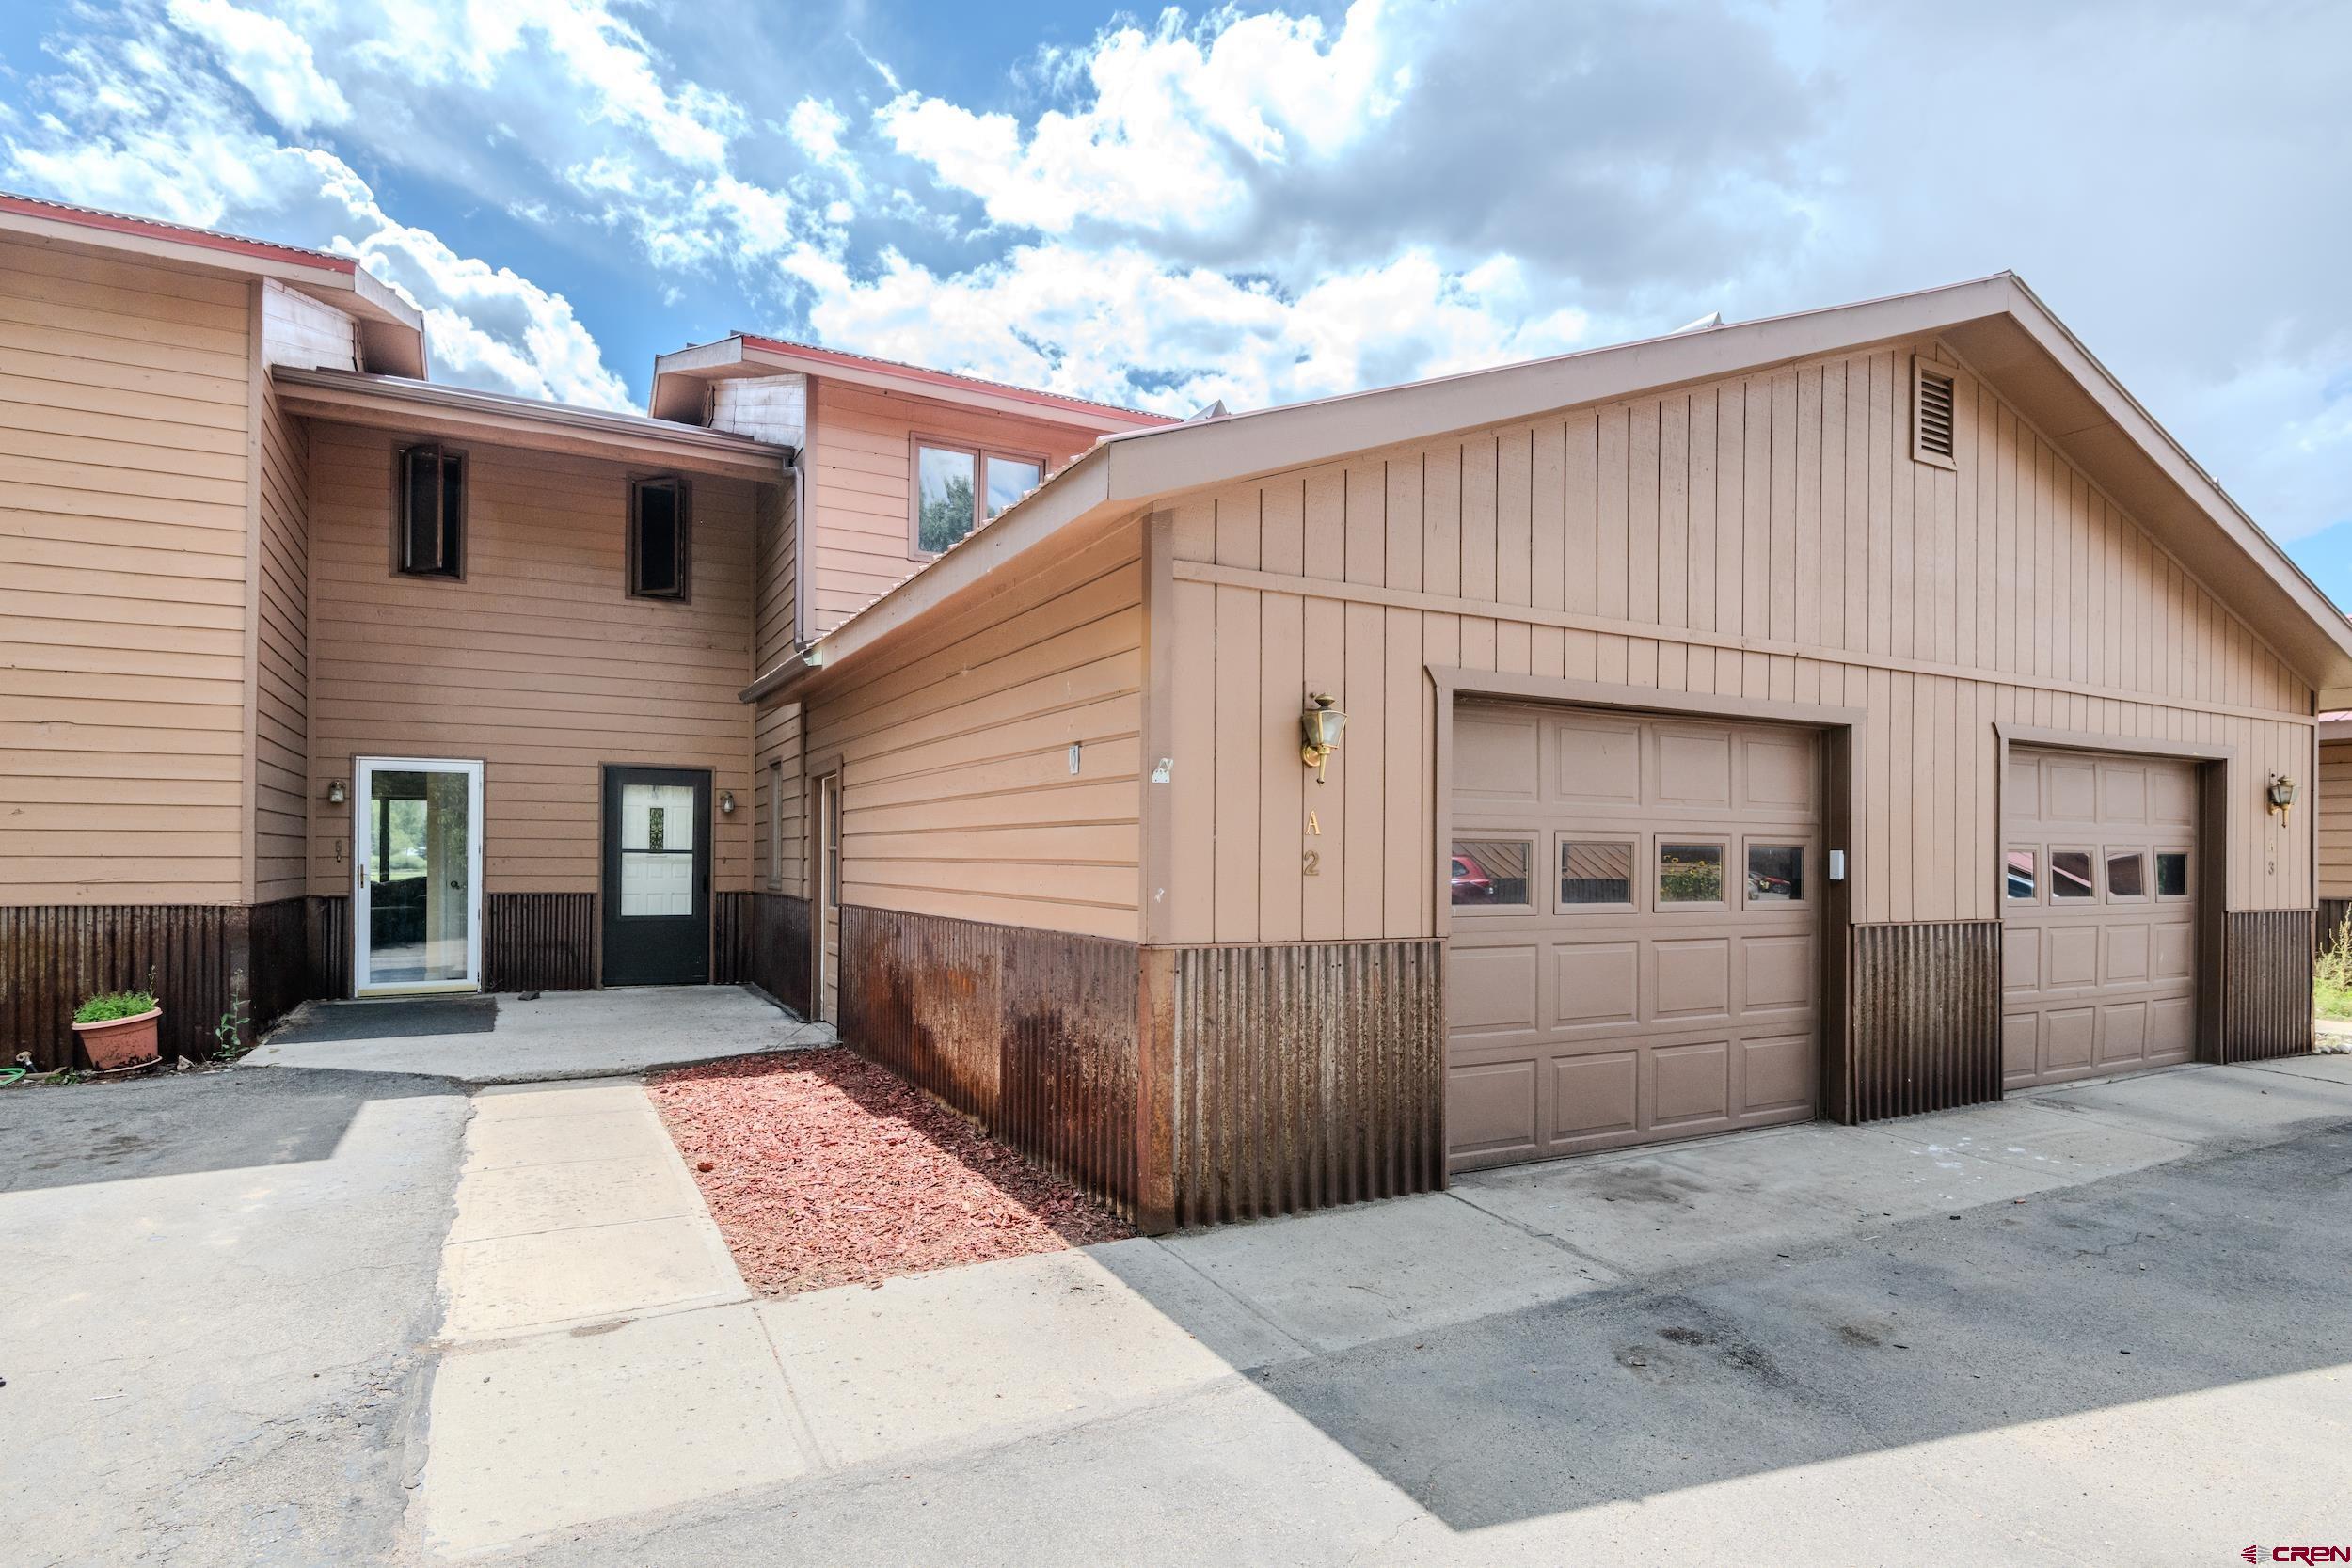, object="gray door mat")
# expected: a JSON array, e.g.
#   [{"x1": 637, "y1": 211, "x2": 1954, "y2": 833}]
[{"x1": 269, "y1": 996, "x2": 498, "y2": 1045}]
